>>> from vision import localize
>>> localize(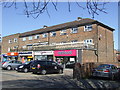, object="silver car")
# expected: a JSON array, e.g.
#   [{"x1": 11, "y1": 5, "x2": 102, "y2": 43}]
[
  {"x1": 92, "y1": 64, "x2": 119, "y2": 80},
  {"x1": 2, "y1": 60, "x2": 22, "y2": 70}
]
